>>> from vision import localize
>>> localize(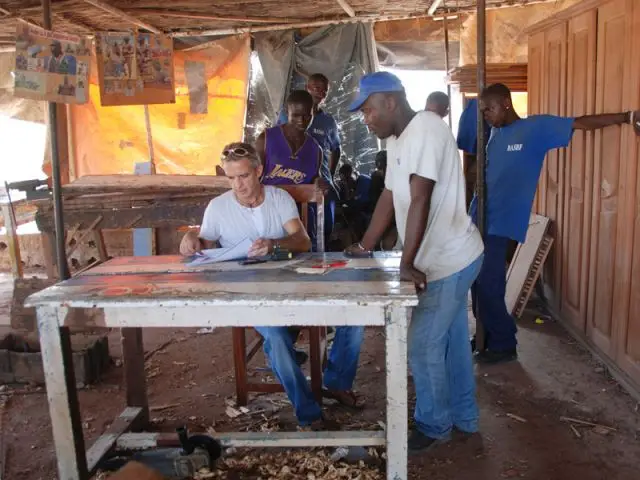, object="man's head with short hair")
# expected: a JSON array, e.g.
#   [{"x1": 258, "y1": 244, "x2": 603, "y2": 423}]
[
  {"x1": 348, "y1": 72, "x2": 410, "y2": 140},
  {"x1": 306, "y1": 73, "x2": 329, "y2": 106},
  {"x1": 426, "y1": 91, "x2": 450, "y2": 118},
  {"x1": 286, "y1": 89, "x2": 314, "y2": 132},
  {"x1": 480, "y1": 83, "x2": 514, "y2": 128},
  {"x1": 220, "y1": 142, "x2": 263, "y2": 203}
]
